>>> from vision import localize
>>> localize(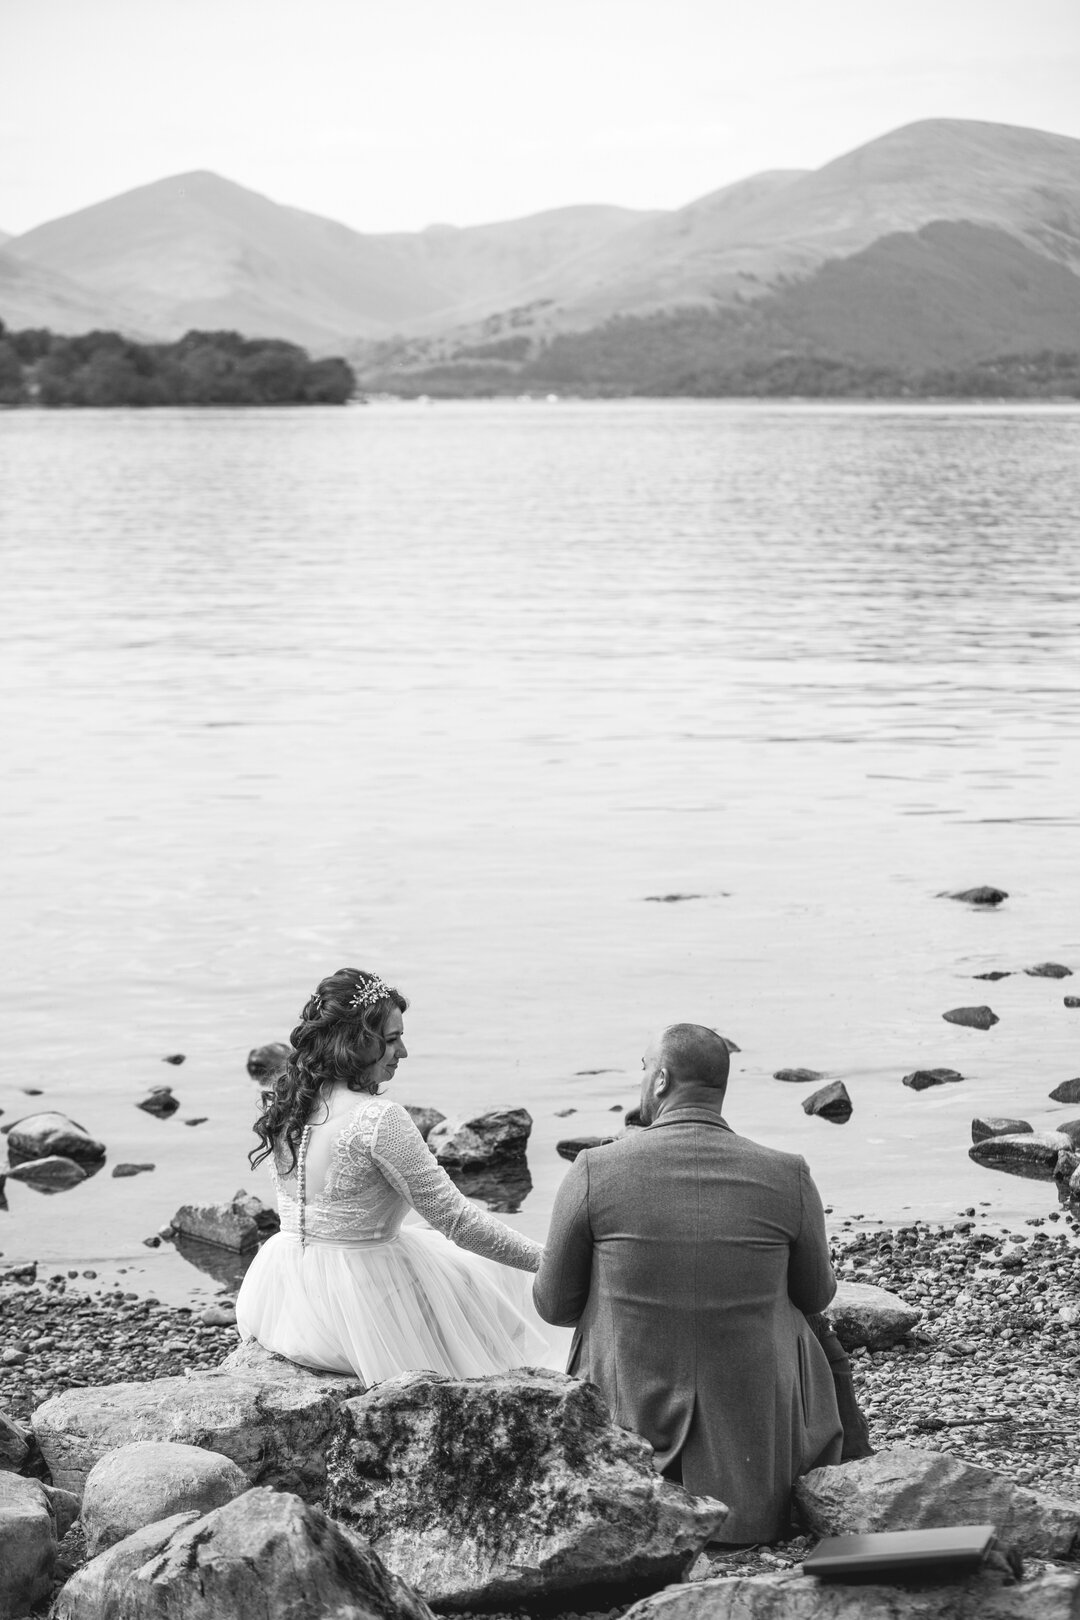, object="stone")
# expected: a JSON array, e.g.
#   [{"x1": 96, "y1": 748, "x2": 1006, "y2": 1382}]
[
  {"x1": 1027, "y1": 962, "x2": 1073, "y2": 978},
  {"x1": 948, "y1": 886, "x2": 1008, "y2": 905},
  {"x1": 81, "y1": 1440, "x2": 250, "y2": 1556},
  {"x1": 4, "y1": 1154, "x2": 87, "y2": 1189},
  {"x1": 325, "y1": 1368, "x2": 727, "y2": 1609},
  {"x1": 0, "y1": 1410, "x2": 30, "y2": 1473},
  {"x1": 801, "y1": 1081, "x2": 852, "y2": 1123},
  {"x1": 111, "y1": 1162, "x2": 155, "y2": 1177},
  {"x1": 773, "y1": 1068, "x2": 824, "y2": 1084},
  {"x1": 200, "y1": 1302, "x2": 237, "y2": 1327},
  {"x1": 828, "y1": 1282, "x2": 922, "y2": 1350},
  {"x1": 168, "y1": 1187, "x2": 279, "y2": 1250},
  {"x1": 942, "y1": 1005, "x2": 999, "y2": 1030},
  {"x1": 621, "y1": 1571, "x2": 1080, "y2": 1620},
  {"x1": 903, "y1": 1068, "x2": 964, "y2": 1091},
  {"x1": 0, "y1": 1473, "x2": 59, "y2": 1618},
  {"x1": 719, "y1": 1035, "x2": 741, "y2": 1053},
  {"x1": 1, "y1": 1110, "x2": 106, "y2": 1164},
  {"x1": 1066, "y1": 996, "x2": 1080, "y2": 1009},
  {"x1": 1049, "y1": 1077, "x2": 1080, "y2": 1104},
  {"x1": 974, "y1": 970, "x2": 1012, "y2": 980},
  {"x1": 971, "y1": 1116, "x2": 1033, "y2": 1143},
  {"x1": 403, "y1": 1105, "x2": 447, "y2": 1141},
  {"x1": 1053, "y1": 1118, "x2": 1080, "y2": 1147},
  {"x1": 796, "y1": 1446, "x2": 1080, "y2": 1560},
  {"x1": 969, "y1": 1131, "x2": 1071, "y2": 1179},
  {"x1": 162, "y1": 1052, "x2": 186, "y2": 1064},
  {"x1": 32, "y1": 1341, "x2": 363, "y2": 1498},
  {"x1": 245, "y1": 1041, "x2": 290, "y2": 1083},
  {"x1": 556, "y1": 1134, "x2": 617, "y2": 1161},
  {"x1": 55, "y1": 1489, "x2": 434, "y2": 1620},
  {"x1": 136, "y1": 1085, "x2": 179, "y2": 1117},
  {"x1": 427, "y1": 1107, "x2": 532, "y2": 1167}
]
